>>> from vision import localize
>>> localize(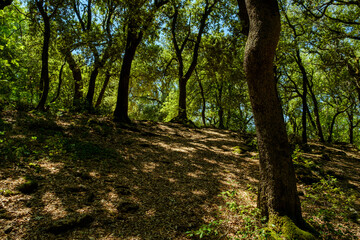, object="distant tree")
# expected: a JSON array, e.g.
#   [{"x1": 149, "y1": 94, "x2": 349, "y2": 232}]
[
  {"x1": 34, "y1": 0, "x2": 63, "y2": 111},
  {"x1": 113, "y1": 0, "x2": 169, "y2": 123}
]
